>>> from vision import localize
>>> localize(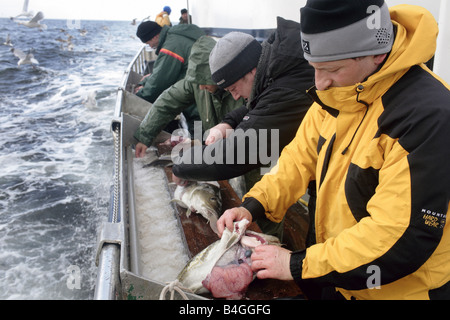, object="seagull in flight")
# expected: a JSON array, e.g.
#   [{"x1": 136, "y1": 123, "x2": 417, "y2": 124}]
[
  {"x1": 82, "y1": 91, "x2": 98, "y2": 109},
  {"x1": 18, "y1": 11, "x2": 47, "y2": 30},
  {"x1": 56, "y1": 34, "x2": 74, "y2": 51},
  {"x1": 11, "y1": 48, "x2": 39, "y2": 67},
  {"x1": 3, "y1": 34, "x2": 13, "y2": 47},
  {"x1": 12, "y1": 0, "x2": 34, "y2": 20}
]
